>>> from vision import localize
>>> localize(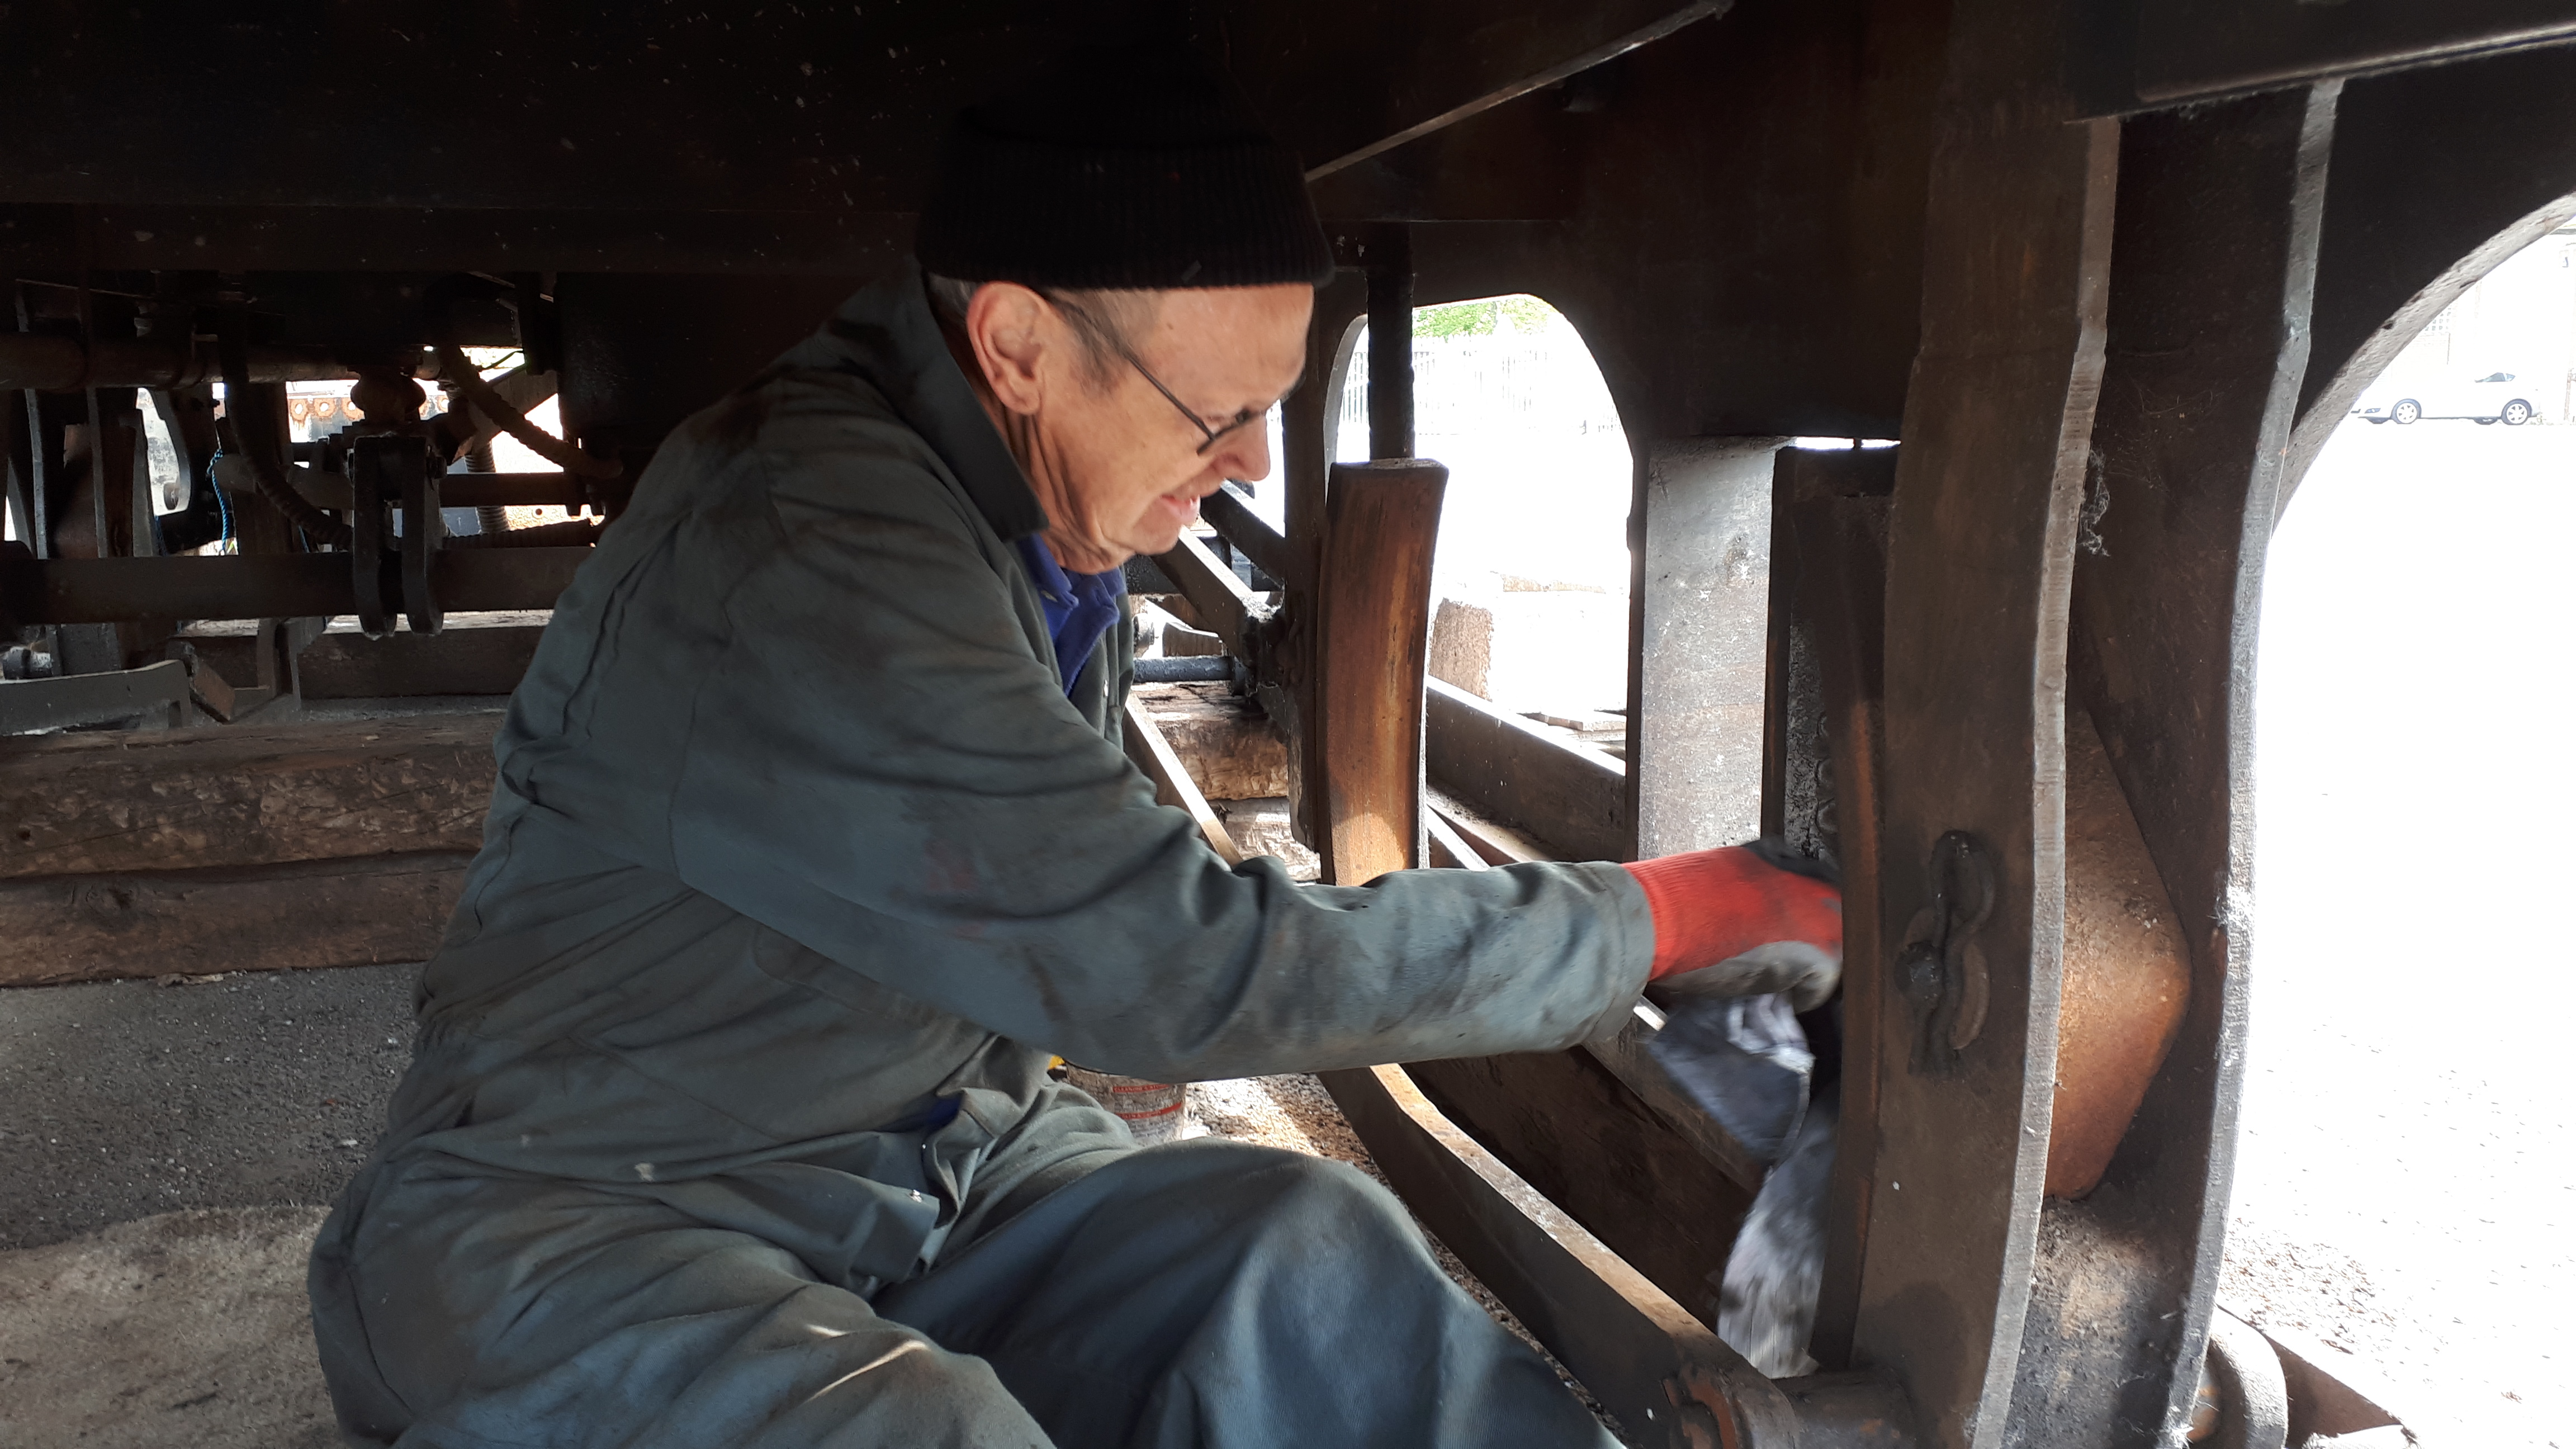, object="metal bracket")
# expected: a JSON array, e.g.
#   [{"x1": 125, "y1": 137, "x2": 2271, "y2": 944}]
[
  {"x1": 0, "y1": 657, "x2": 188, "y2": 734},
  {"x1": 400, "y1": 448, "x2": 444, "y2": 636},
  {"x1": 349, "y1": 434, "x2": 441, "y2": 638}
]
